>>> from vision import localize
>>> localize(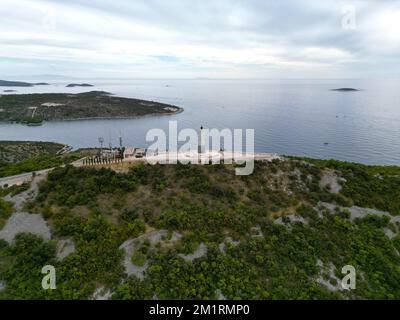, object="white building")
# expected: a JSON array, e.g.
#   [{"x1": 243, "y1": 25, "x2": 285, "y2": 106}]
[
  {"x1": 123, "y1": 147, "x2": 146, "y2": 159},
  {"x1": 134, "y1": 148, "x2": 146, "y2": 158},
  {"x1": 124, "y1": 147, "x2": 136, "y2": 159}
]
